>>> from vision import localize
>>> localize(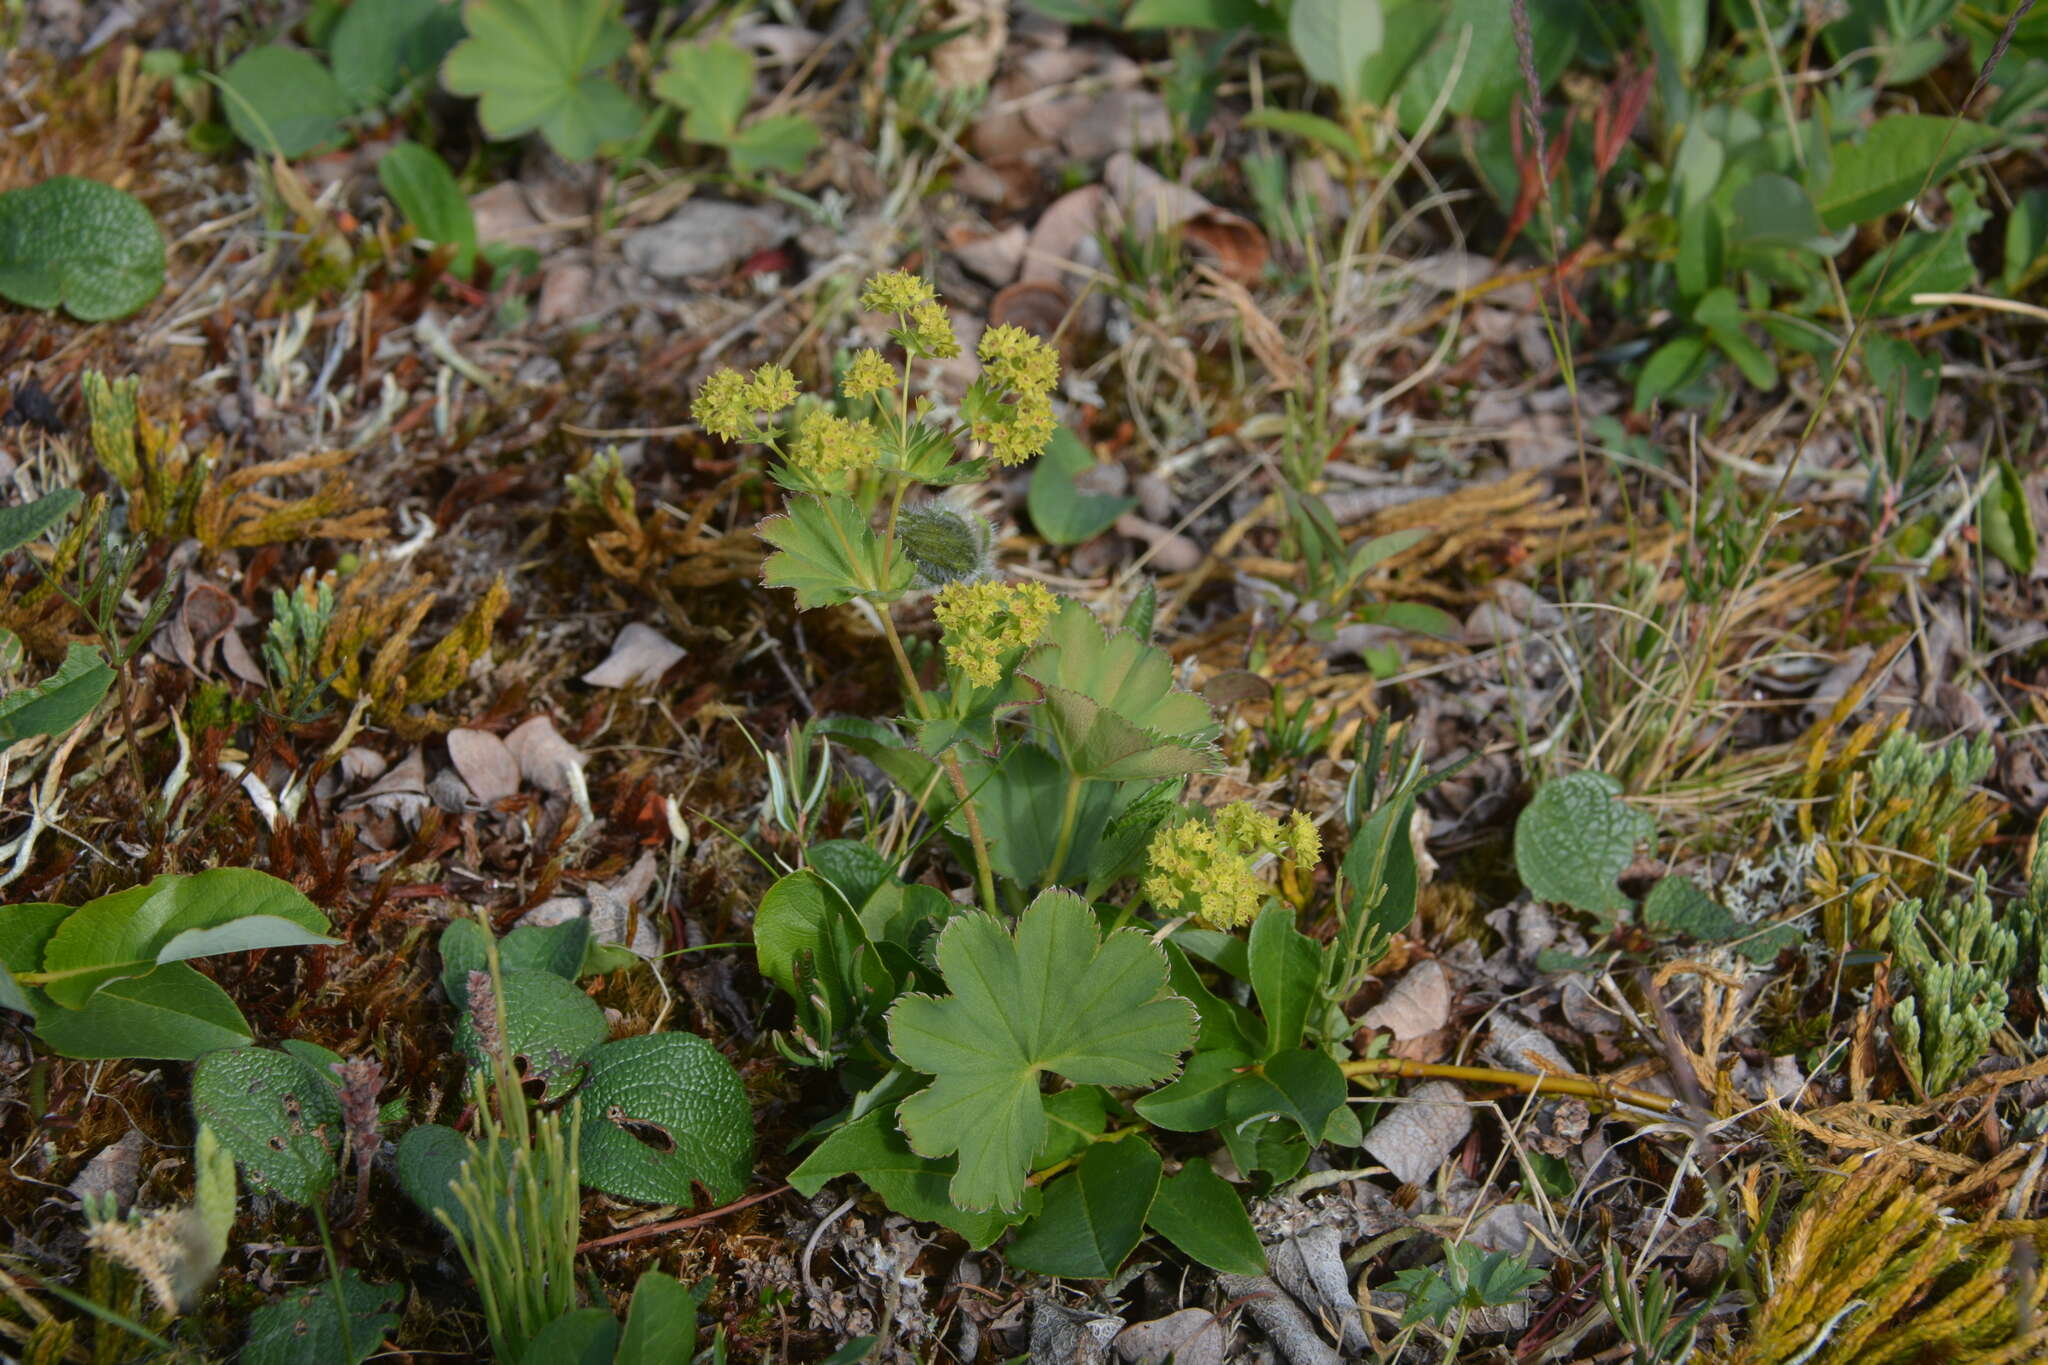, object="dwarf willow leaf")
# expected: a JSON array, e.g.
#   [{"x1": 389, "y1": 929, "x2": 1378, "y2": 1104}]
[
  {"x1": 1514, "y1": 772, "x2": 1652, "y2": 923},
  {"x1": 1027, "y1": 426, "x2": 1135, "y2": 546},
  {"x1": 441, "y1": 0, "x2": 642, "y2": 161},
  {"x1": 1004, "y1": 1136, "x2": 1161, "y2": 1277},
  {"x1": 759, "y1": 494, "x2": 913, "y2": 608},
  {"x1": 1021, "y1": 599, "x2": 1219, "y2": 781},
  {"x1": 0, "y1": 176, "x2": 167, "y2": 321},
  {"x1": 39, "y1": 869, "x2": 333, "y2": 1009},
  {"x1": 192, "y1": 1047, "x2": 342, "y2": 1204},
  {"x1": 0, "y1": 488, "x2": 81, "y2": 556},
  {"x1": 1145, "y1": 1159, "x2": 1267, "y2": 1275},
  {"x1": 576, "y1": 1034, "x2": 754, "y2": 1205},
  {"x1": 887, "y1": 889, "x2": 1194, "y2": 1213},
  {"x1": 0, "y1": 642, "x2": 115, "y2": 745},
  {"x1": 30, "y1": 964, "x2": 252, "y2": 1060}
]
